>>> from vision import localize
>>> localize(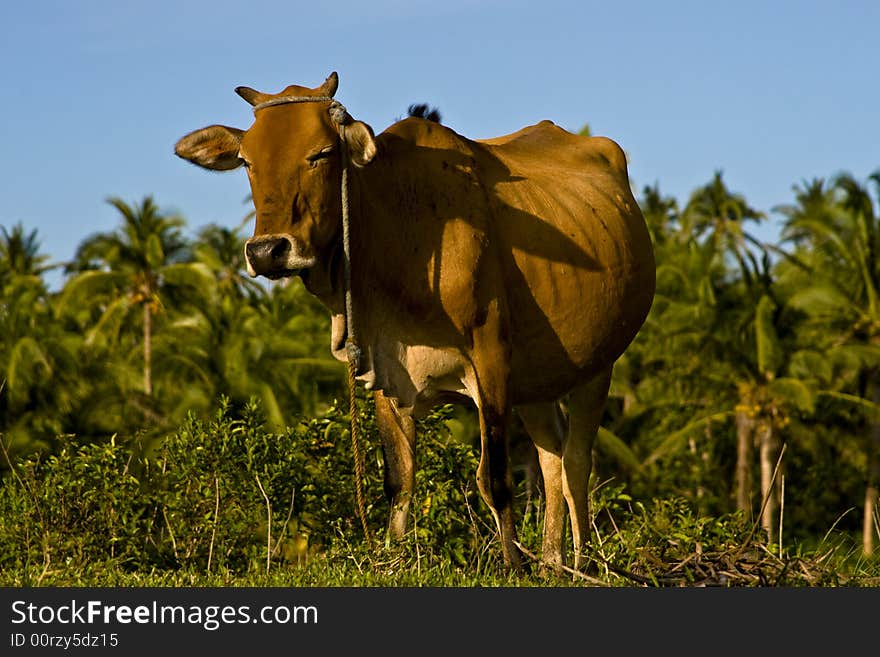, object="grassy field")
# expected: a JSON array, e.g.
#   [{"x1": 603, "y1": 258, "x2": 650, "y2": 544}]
[
  {"x1": 2, "y1": 400, "x2": 878, "y2": 588},
  {"x1": 6, "y1": 519, "x2": 879, "y2": 588}
]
